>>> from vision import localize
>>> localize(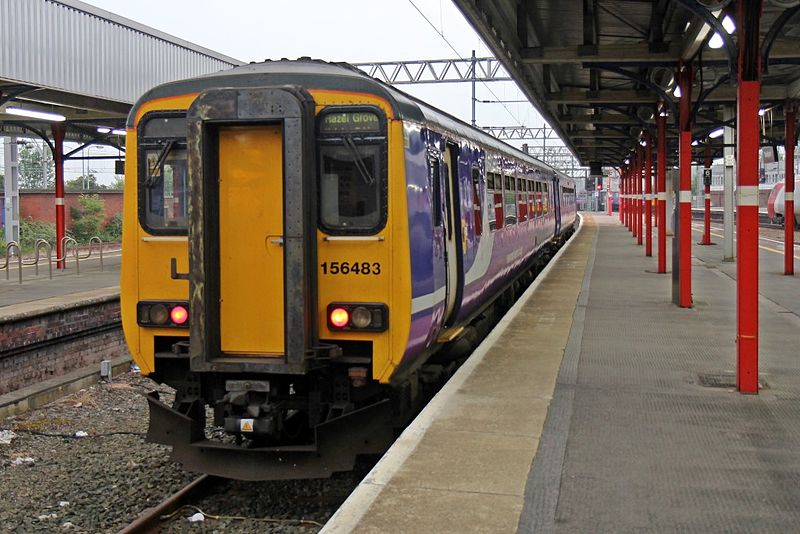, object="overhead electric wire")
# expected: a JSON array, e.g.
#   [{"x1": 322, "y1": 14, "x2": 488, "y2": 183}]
[{"x1": 406, "y1": 0, "x2": 527, "y2": 129}]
